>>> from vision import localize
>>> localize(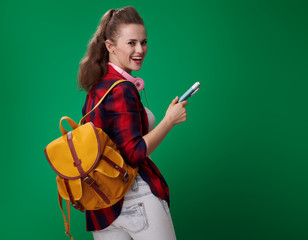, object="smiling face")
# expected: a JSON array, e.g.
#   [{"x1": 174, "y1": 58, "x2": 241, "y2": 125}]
[{"x1": 106, "y1": 24, "x2": 147, "y2": 74}]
